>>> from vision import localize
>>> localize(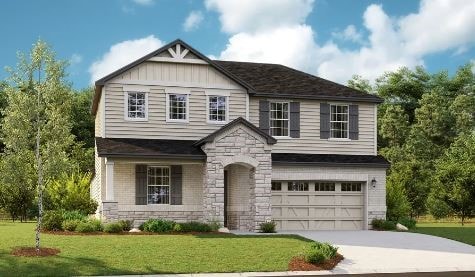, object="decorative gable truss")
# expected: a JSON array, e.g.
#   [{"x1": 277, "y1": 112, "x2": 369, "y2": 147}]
[{"x1": 148, "y1": 43, "x2": 207, "y2": 64}]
